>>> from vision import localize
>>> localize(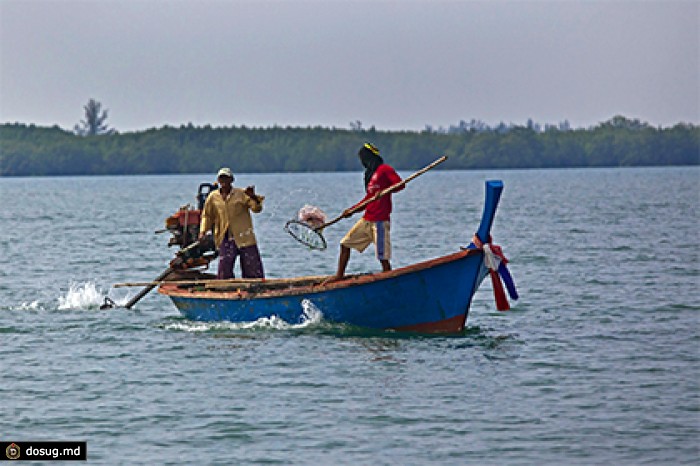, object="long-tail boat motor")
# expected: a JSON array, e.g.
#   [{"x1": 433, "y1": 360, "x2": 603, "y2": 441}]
[
  {"x1": 169, "y1": 235, "x2": 217, "y2": 270},
  {"x1": 162, "y1": 182, "x2": 217, "y2": 248}
]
